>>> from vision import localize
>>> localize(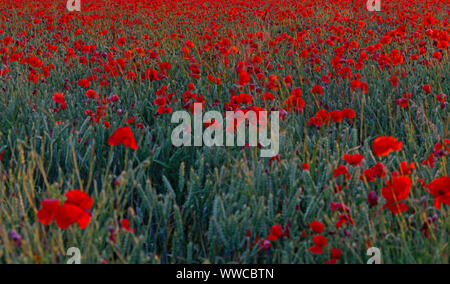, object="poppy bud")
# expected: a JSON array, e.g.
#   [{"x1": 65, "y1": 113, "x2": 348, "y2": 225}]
[
  {"x1": 432, "y1": 215, "x2": 438, "y2": 222},
  {"x1": 260, "y1": 240, "x2": 272, "y2": 251},
  {"x1": 9, "y1": 230, "x2": 22, "y2": 248},
  {"x1": 368, "y1": 191, "x2": 379, "y2": 208}
]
